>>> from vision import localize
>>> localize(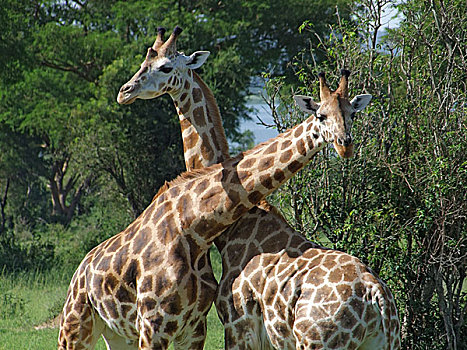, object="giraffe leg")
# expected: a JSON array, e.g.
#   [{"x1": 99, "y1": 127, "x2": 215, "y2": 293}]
[
  {"x1": 173, "y1": 316, "x2": 208, "y2": 350},
  {"x1": 58, "y1": 299, "x2": 105, "y2": 350},
  {"x1": 224, "y1": 318, "x2": 274, "y2": 350},
  {"x1": 137, "y1": 316, "x2": 170, "y2": 350},
  {"x1": 58, "y1": 267, "x2": 105, "y2": 350},
  {"x1": 101, "y1": 326, "x2": 138, "y2": 350}
]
